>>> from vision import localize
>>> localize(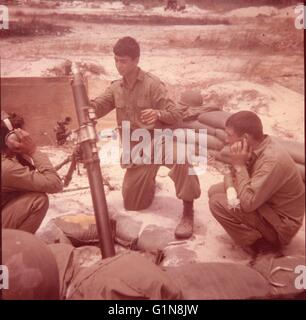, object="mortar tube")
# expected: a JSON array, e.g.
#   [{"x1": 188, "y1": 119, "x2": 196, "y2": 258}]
[{"x1": 71, "y1": 65, "x2": 115, "y2": 258}]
